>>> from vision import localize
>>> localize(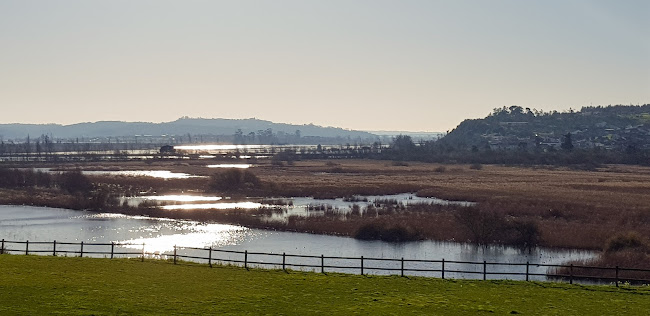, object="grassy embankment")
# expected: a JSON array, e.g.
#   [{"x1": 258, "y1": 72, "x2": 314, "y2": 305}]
[{"x1": 1, "y1": 255, "x2": 649, "y2": 315}]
